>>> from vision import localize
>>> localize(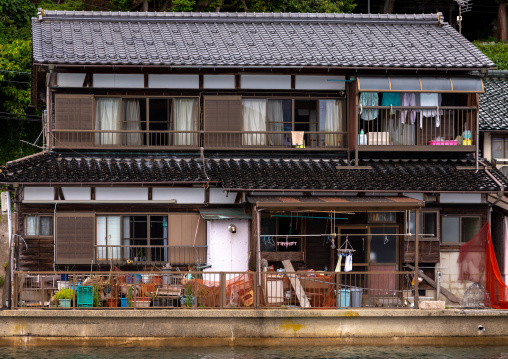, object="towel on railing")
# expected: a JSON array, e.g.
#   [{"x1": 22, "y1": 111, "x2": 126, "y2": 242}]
[{"x1": 291, "y1": 131, "x2": 304, "y2": 146}]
